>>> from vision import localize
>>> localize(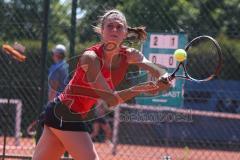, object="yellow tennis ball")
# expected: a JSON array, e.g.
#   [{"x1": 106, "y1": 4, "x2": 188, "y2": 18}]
[{"x1": 174, "y1": 49, "x2": 187, "y2": 62}]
